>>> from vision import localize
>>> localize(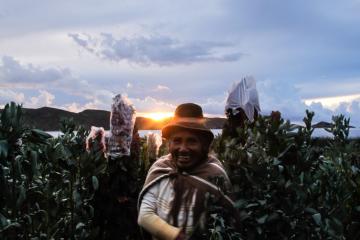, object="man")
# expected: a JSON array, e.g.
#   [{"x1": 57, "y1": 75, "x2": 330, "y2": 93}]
[{"x1": 138, "y1": 103, "x2": 234, "y2": 240}]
